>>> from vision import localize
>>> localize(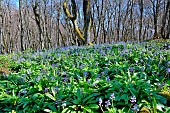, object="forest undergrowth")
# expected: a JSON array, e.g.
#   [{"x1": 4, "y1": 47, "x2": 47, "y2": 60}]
[{"x1": 0, "y1": 39, "x2": 170, "y2": 113}]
